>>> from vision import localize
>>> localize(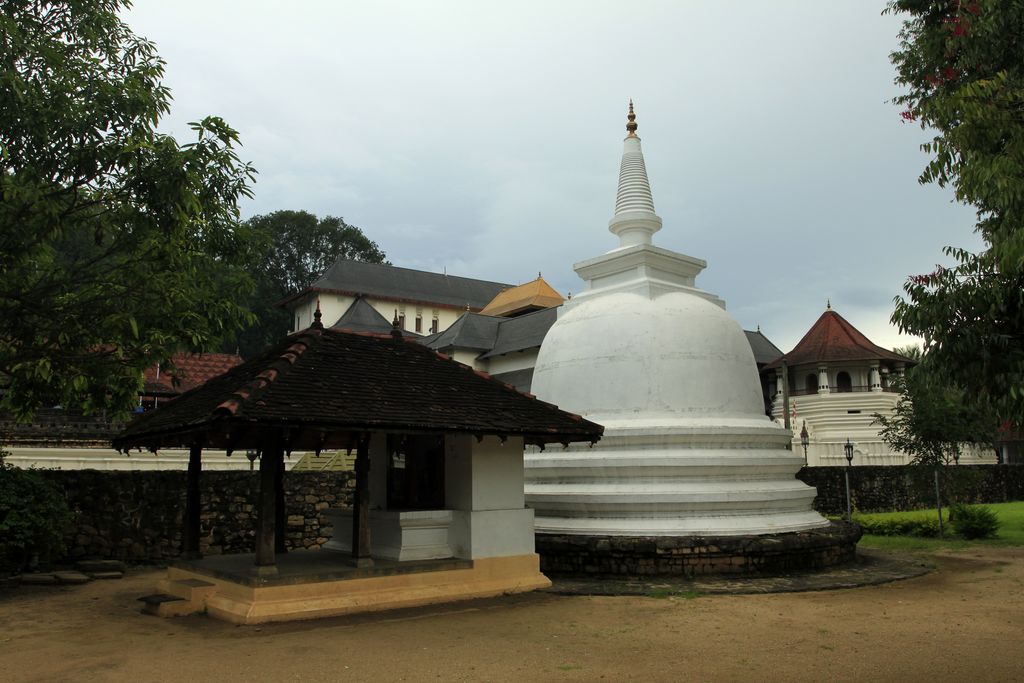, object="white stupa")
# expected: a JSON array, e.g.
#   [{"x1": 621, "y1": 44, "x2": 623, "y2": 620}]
[{"x1": 525, "y1": 104, "x2": 828, "y2": 537}]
